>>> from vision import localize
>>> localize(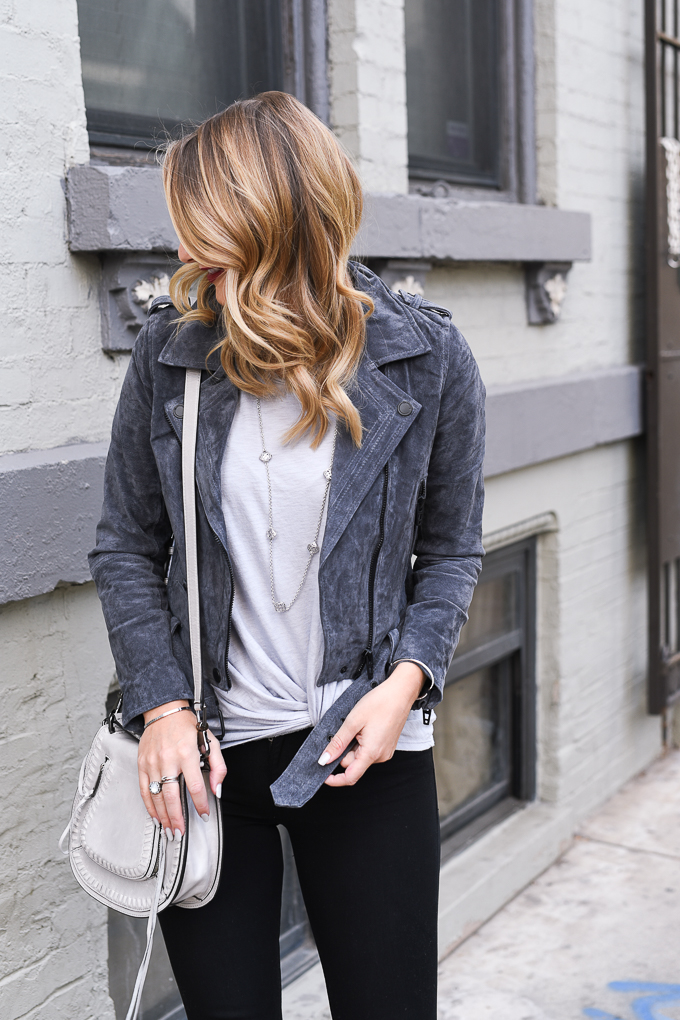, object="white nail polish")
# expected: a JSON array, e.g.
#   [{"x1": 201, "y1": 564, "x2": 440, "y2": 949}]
[
  {"x1": 216, "y1": 783, "x2": 222, "y2": 800},
  {"x1": 318, "y1": 751, "x2": 331, "y2": 766},
  {"x1": 165, "y1": 827, "x2": 173, "y2": 842},
  {"x1": 201, "y1": 813, "x2": 210, "y2": 823},
  {"x1": 174, "y1": 829, "x2": 183, "y2": 841}
]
